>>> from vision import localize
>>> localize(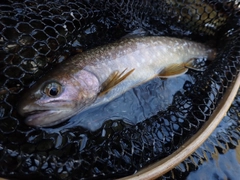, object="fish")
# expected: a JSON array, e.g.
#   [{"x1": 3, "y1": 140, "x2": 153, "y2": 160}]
[{"x1": 17, "y1": 36, "x2": 216, "y2": 127}]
